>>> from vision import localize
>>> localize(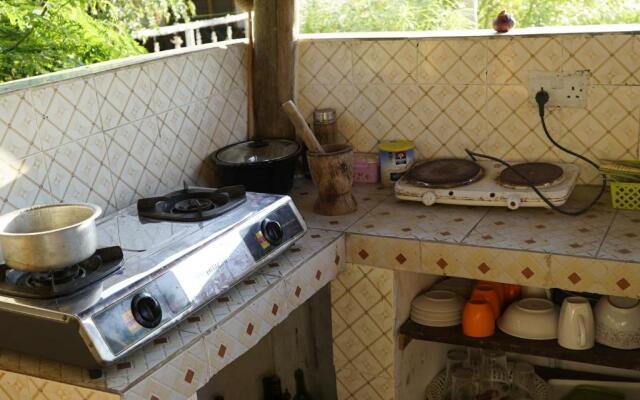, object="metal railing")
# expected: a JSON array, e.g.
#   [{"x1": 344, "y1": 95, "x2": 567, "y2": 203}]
[{"x1": 134, "y1": 13, "x2": 249, "y2": 52}]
